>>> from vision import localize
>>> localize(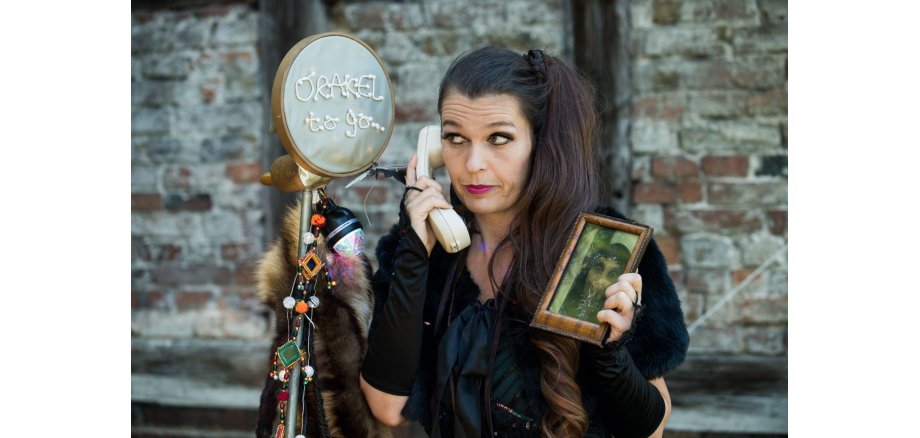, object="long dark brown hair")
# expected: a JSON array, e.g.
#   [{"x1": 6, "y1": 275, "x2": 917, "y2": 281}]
[{"x1": 438, "y1": 47, "x2": 601, "y2": 437}]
